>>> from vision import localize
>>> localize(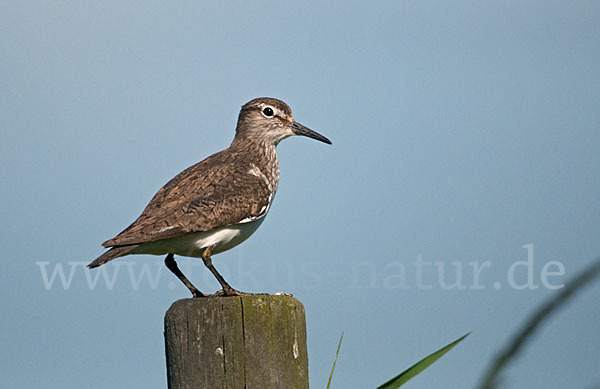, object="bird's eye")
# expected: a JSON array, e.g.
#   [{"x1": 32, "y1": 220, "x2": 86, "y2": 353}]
[{"x1": 262, "y1": 107, "x2": 274, "y2": 117}]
